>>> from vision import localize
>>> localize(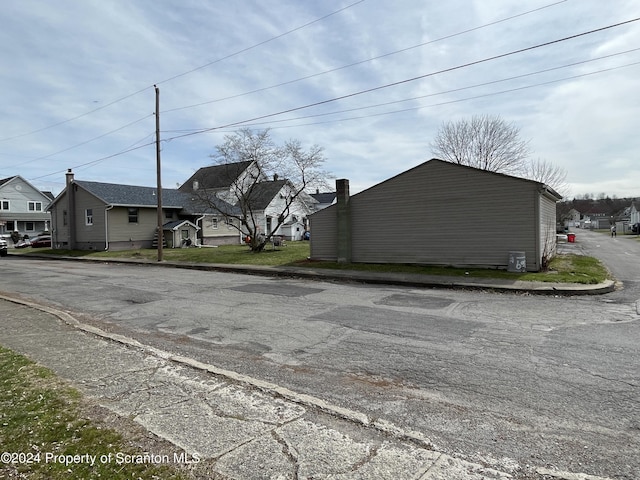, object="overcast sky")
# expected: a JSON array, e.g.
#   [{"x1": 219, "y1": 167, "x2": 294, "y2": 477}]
[{"x1": 2, "y1": 0, "x2": 639, "y2": 200}]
